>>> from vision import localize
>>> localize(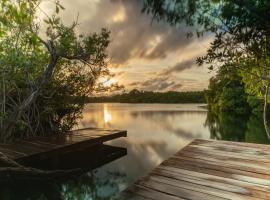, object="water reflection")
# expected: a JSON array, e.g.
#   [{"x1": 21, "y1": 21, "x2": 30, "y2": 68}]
[
  {"x1": 76, "y1": 103, "x2": 270, "y2": 199},
  {"x1": 205, "y1": 111, "x2": 270, "y2": 144},
  {"x1": 2, "y1": 145, "x2": 127, "y2": 200},
  {"x1": 3, "y1": 103, "x2": 270, "y2": 199},
  {"x1": 0, "y1": 171, "x2": 126, "y2": 200},
  {"x1": 205, "y1": 112, "x2": 248, "y2": 141},
  {"x1": 77, "y1": 103, "x2": 210, "y2": 193},
  {"x1": 103, "y1": 104, "x2": 112, "y2": 124},
  {"x1": 61, "y1": 171, "x2": 126, "y2": 200}
]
